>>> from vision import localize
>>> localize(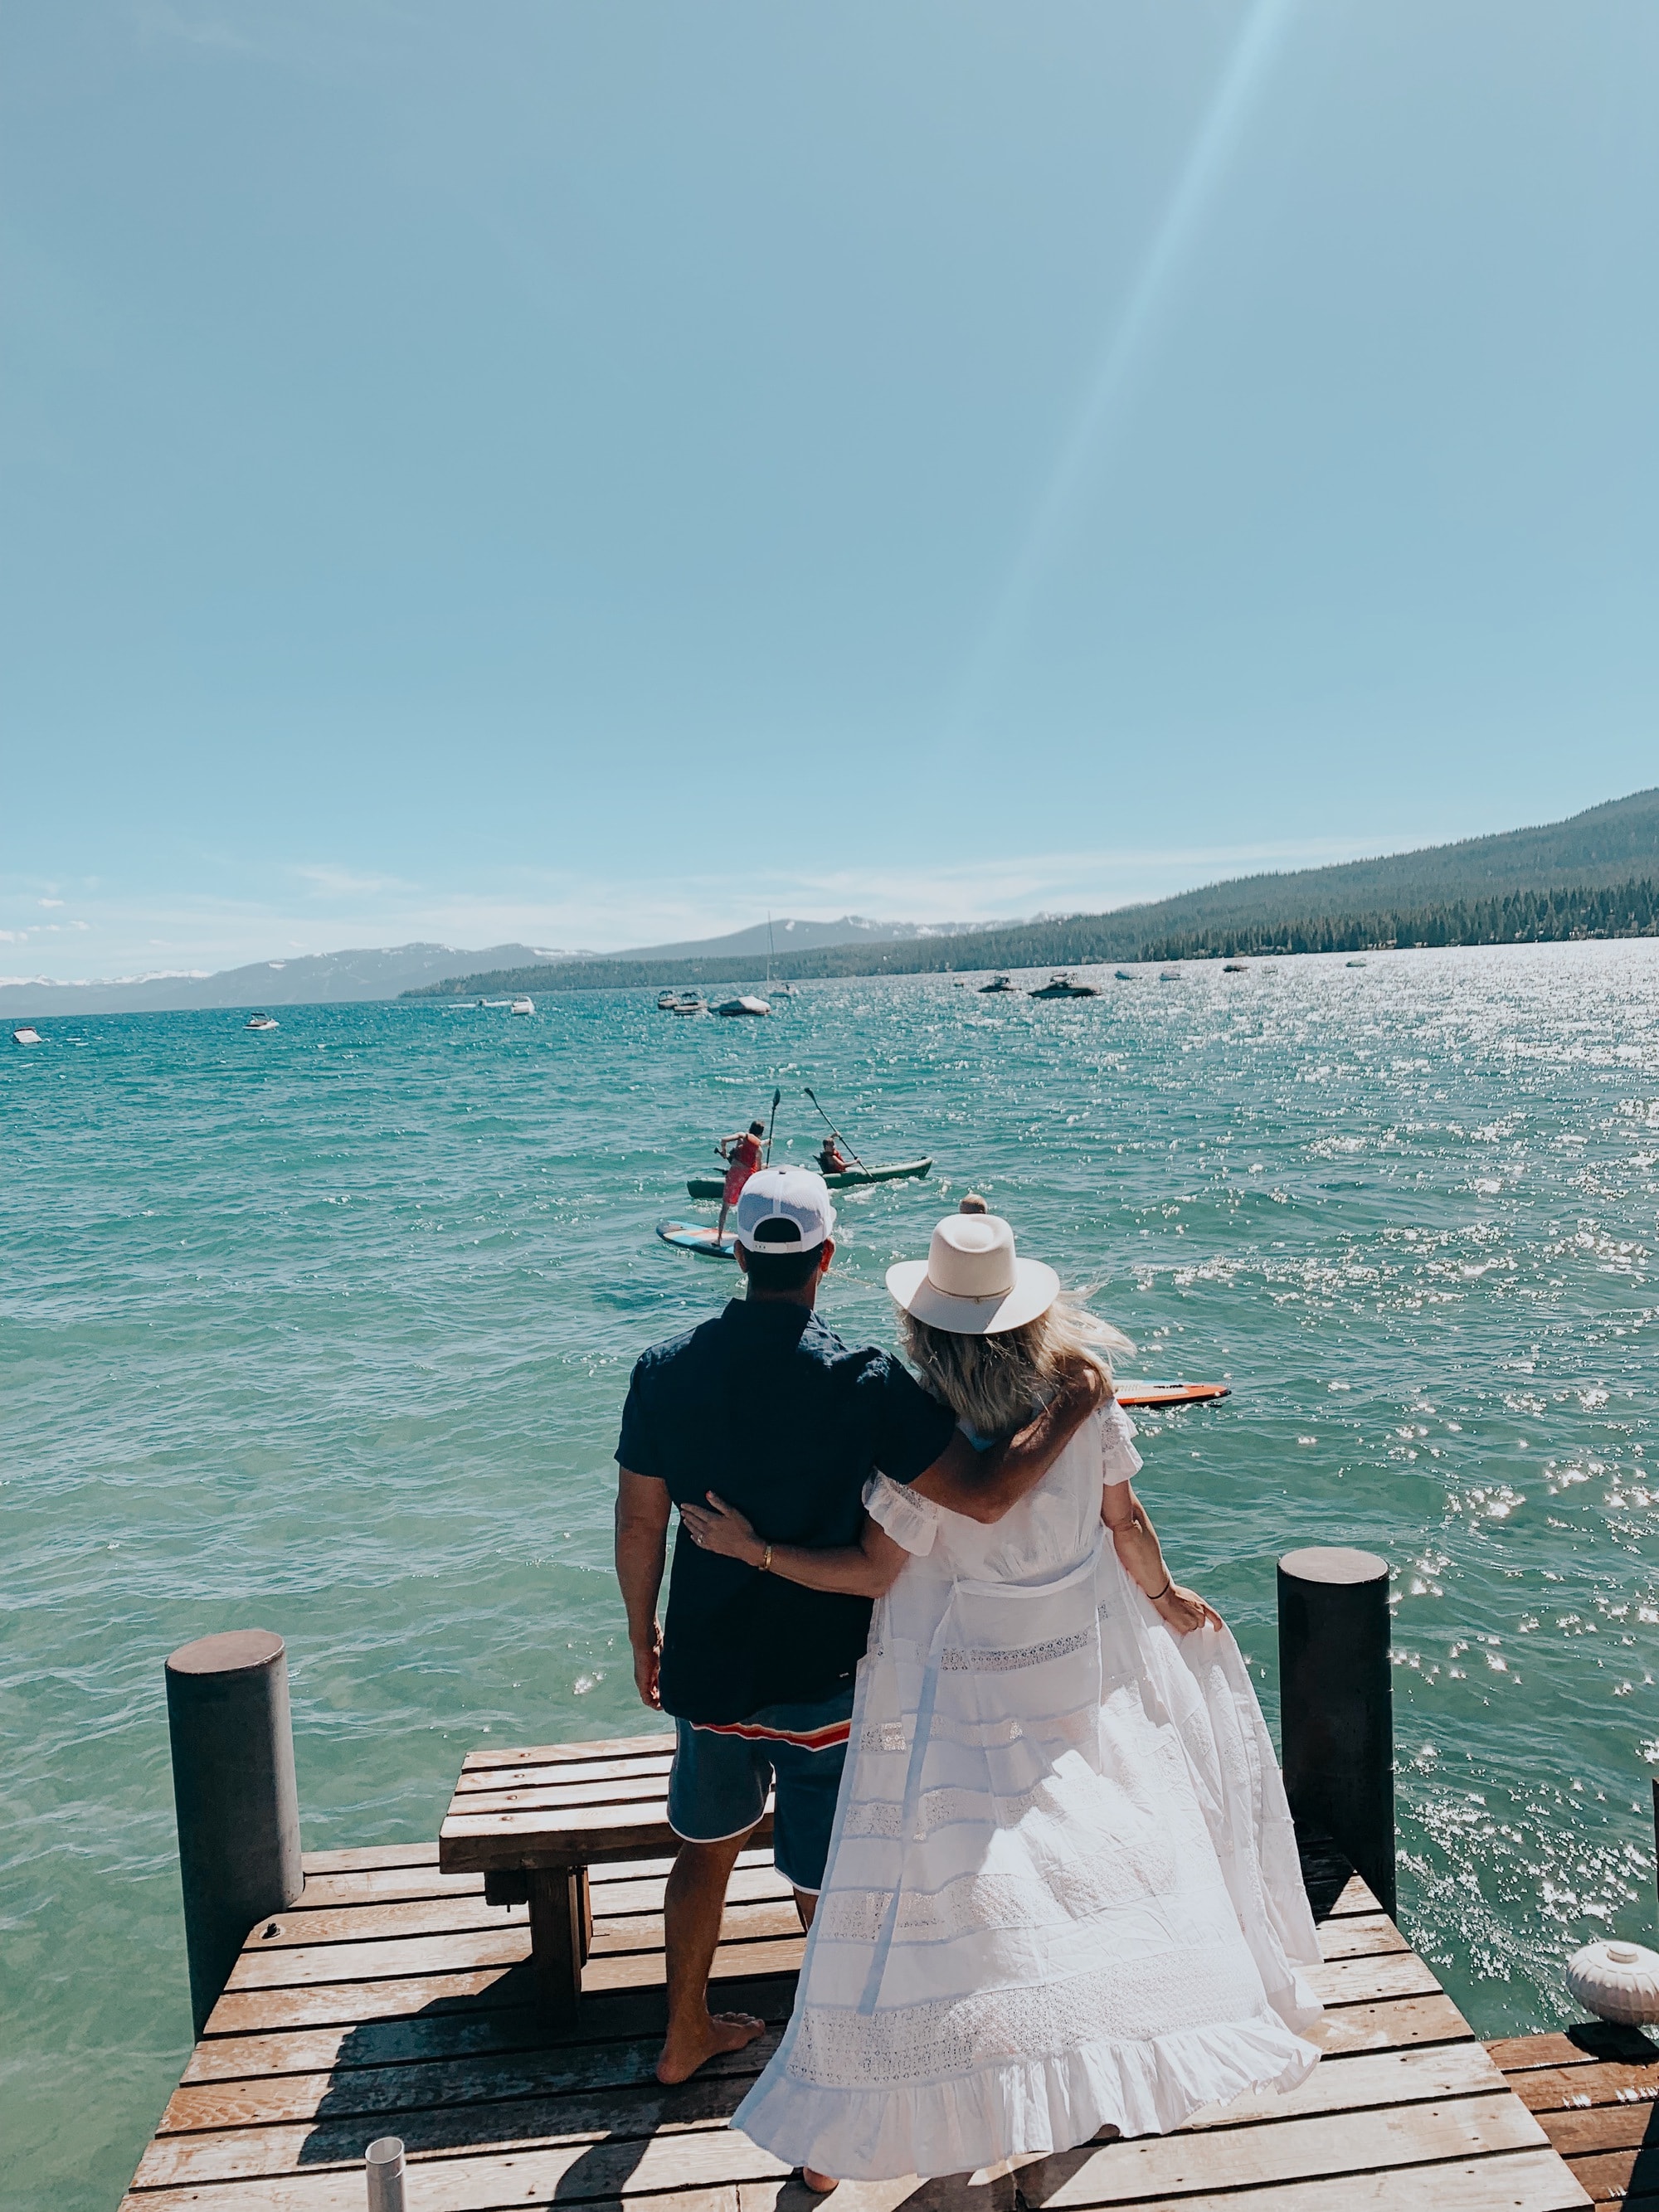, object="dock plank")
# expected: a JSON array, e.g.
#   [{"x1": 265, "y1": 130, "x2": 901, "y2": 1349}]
[
  {"x1": 128, "y1": 1743, "x2": 1591, "y2": 2212},
  {"x1": 460, "y1": 1733, "x2": 674, "y2": 1773},
  {"x1": 1019, "y1": 2093, "x2": 1550, "y2": 2204},
  {"x1": 1488, "y1": 2019, "x2": 1658, "y2": 2206}
]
